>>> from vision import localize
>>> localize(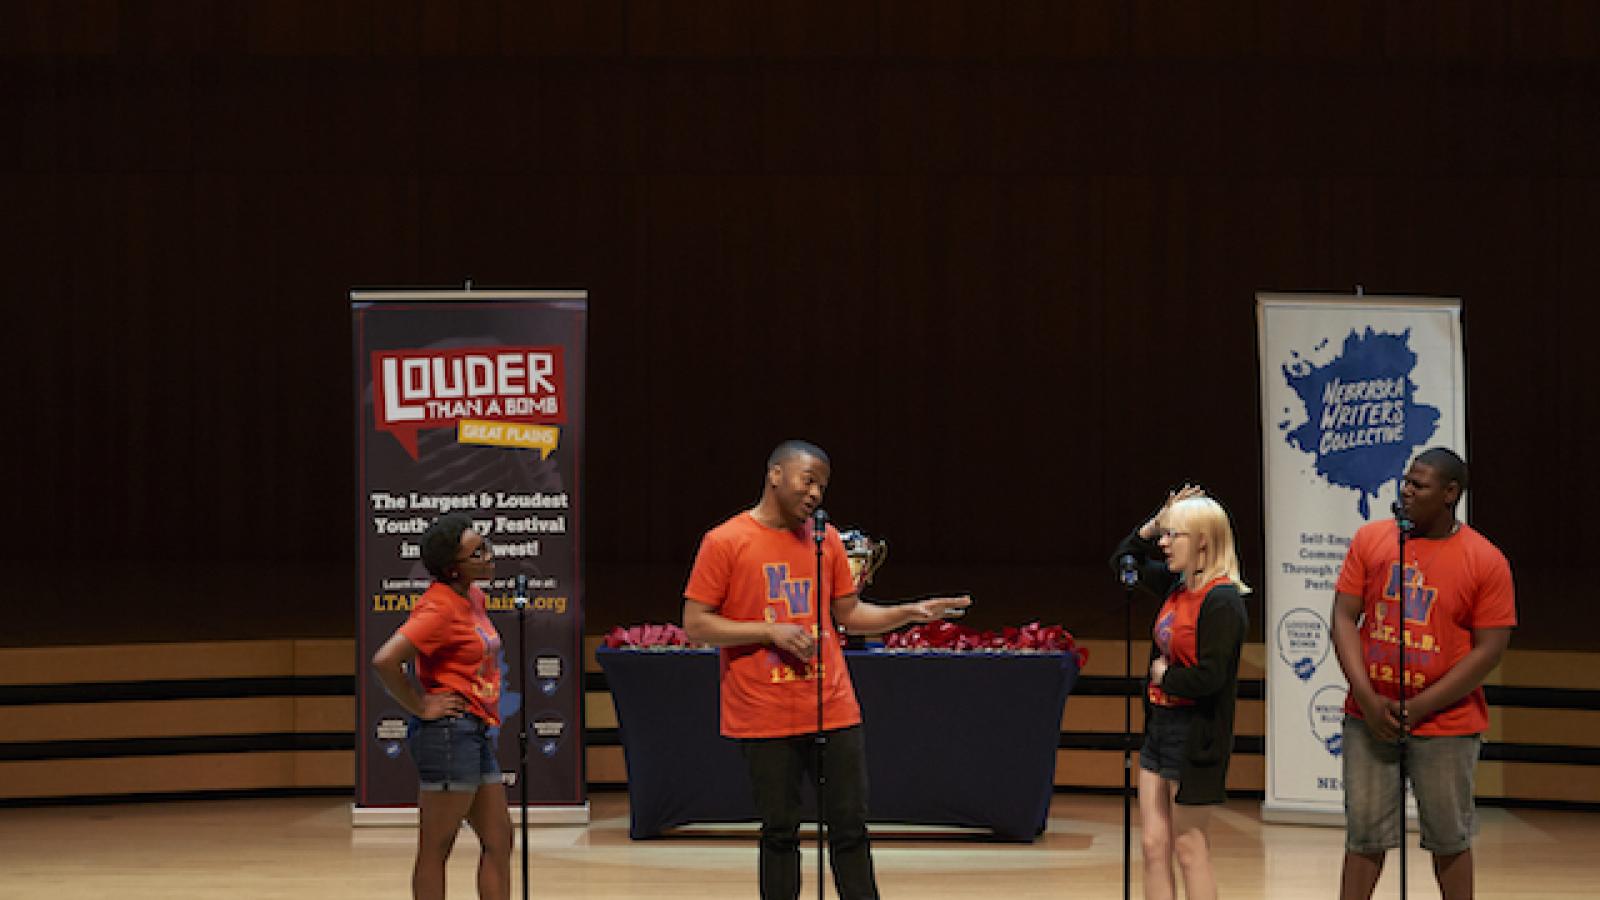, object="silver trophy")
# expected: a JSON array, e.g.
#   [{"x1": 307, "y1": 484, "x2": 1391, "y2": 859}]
[{"x1": 838, "y1": 528, "x2": 888, "y2": 594}]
